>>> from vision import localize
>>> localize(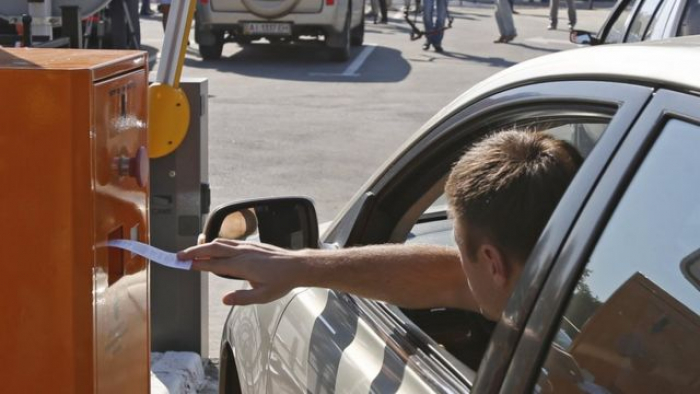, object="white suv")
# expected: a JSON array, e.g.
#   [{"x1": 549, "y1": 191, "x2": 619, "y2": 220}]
[{"x1": 195, "y1": 0, "x2": 366, "y2": 61}]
